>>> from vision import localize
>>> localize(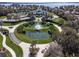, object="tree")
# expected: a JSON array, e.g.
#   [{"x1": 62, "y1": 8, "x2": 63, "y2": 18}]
[
  {"x1": 29, "y1": 41, "x2": 39, "y2": 57},
  {"x1": 64, "y1": 20, "x2": 79, "y2": 32},
  {"x1": 17, "y1": 25, "x2": 24, "y2": 33},
  {"x1": 48, "y1": 23, "x2": 60, "y2": 41},
  {"x1": 30, "y1": 16, "x2": 35, "y2": 21},
  {"x1": 44, "y1": 42, "x2": 64, "y2": 57},
  {"x1": 57, "y1": 27, "x2": 79, "y2": 56}
]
